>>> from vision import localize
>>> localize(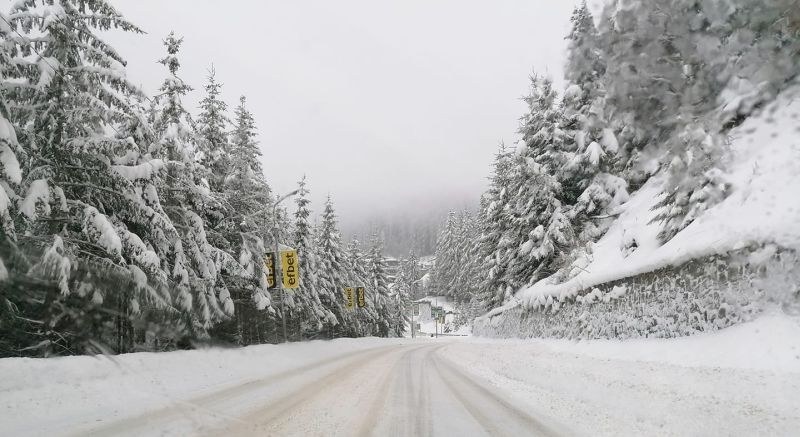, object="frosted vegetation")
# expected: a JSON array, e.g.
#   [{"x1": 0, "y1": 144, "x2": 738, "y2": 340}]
[
  {"x1": 427, "y1": 0, "x2": 800, "y2": 336},
  {"x1": 0, "y1": 0, "x2": 404, "y2": 356}
]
